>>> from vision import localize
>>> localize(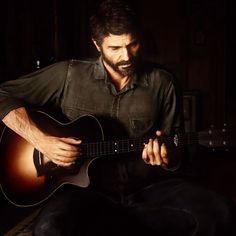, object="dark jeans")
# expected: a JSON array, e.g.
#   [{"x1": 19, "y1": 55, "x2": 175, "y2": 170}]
[{"x1": 33, "y1": 178, "x2": 234, "y2": 236}]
